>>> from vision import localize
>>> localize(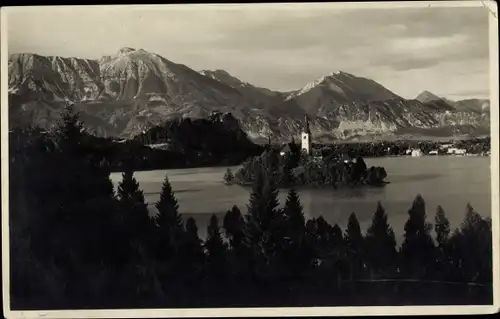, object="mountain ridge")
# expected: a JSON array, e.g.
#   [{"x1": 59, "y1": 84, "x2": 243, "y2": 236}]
[{"x1": 8, "y1": 48, "x2": 490, "y2": 141}]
